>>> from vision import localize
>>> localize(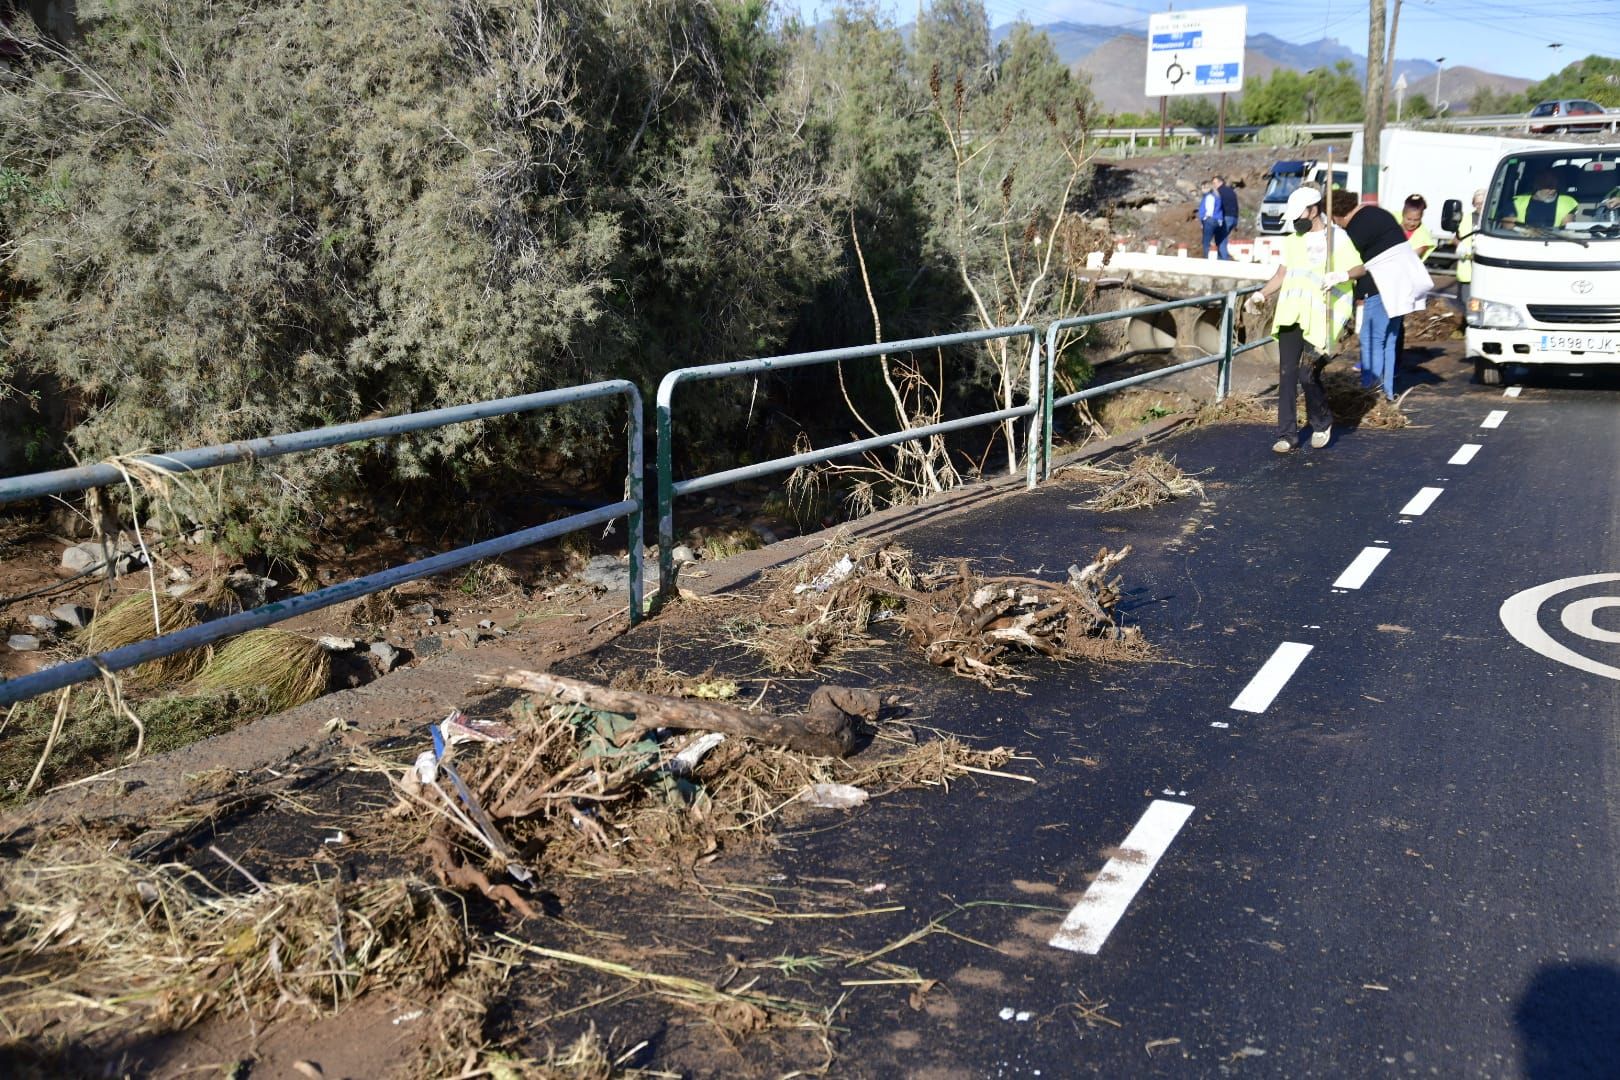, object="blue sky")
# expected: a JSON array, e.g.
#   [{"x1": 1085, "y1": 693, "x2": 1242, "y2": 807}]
[{"x1": 786, "y1": 0, "x2": 1620, "y2": 83}]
